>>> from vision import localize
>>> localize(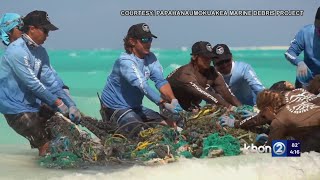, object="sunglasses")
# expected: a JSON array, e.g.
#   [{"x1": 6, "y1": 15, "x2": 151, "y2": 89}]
[
  {"x1": 140, "y1": 37, "x2": 153, "y2": 43},
  {"x1": 214, "y1": 59, "x2": 232, "y2": 67},
  {"x1": 16, "y1": 23, "x2": 24, "y2": 31}
]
